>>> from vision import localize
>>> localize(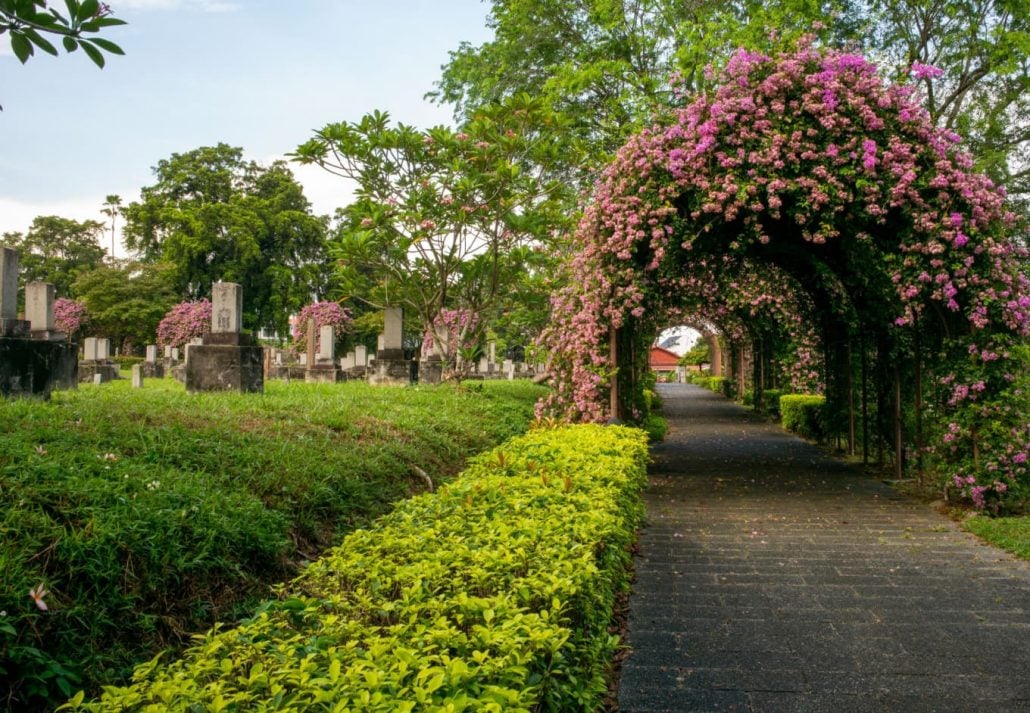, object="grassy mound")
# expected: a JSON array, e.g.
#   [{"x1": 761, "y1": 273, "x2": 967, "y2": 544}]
[{"x1": 0, "y1": 379, "x2": 546, "y2": 709}]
